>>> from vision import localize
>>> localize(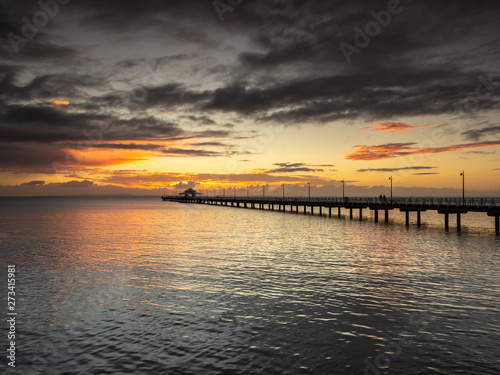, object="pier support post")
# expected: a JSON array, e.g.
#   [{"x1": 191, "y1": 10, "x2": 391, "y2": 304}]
[
  {"x1": 338, "y1": 207, "x2": 341, "y2": 218},
  {"x1": 417, "y1": 211, "x2": 421, "y2": 227},
  {"x1": 385, "y1": 209, "x2": 389, "y2": 223},
  {"x1": 304, "y1": 205, "x2": 307, "y2": 214},
  {"x1": 319, "y1": 206, "x2": 322, "y2": 216},
  {"x1": 487, "y1": 212, "x2": 500, "y2": 235},
  {"x1": 445, "y1": 213, "x2": 449, "y2": 230},
  {"x1": 350, "y1": 208, "x2": 353, "y2": 220},
  {"x1": 374, "y1": 210, "x2": 378, "y2": 223},
  {"x1": 359, "y1": 208, "x2": 363, "y2": 221},
  {"x1": 329, "y1": 207, "x2": 332, "y2": 217},
  {"x1": 457, "y1": 213, "x2": 461, "y2": 232},
  {"x1": 311, "y1": 206, "x2": 314, "y2": 215},
  {"x1": 405, "y1": 211, "x2": 410, "y2": 226}
]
